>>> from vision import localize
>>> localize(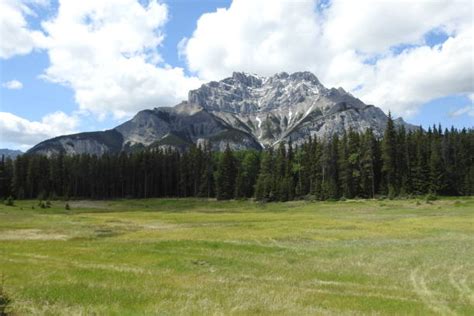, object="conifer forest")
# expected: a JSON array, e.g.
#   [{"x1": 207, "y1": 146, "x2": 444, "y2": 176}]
[{"x1": 1, "y1": 117, "x2": 473, "y2": 201}]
